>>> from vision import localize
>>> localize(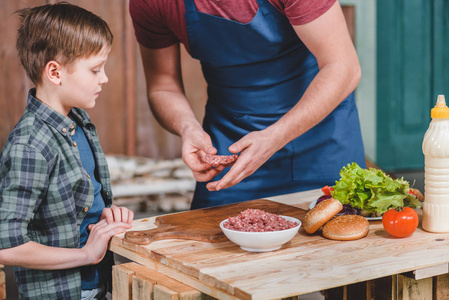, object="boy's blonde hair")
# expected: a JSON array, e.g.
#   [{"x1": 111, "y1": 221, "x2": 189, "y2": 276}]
[{"x1": 16, "y1": 2, "x2": 113, "y2": 85}]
